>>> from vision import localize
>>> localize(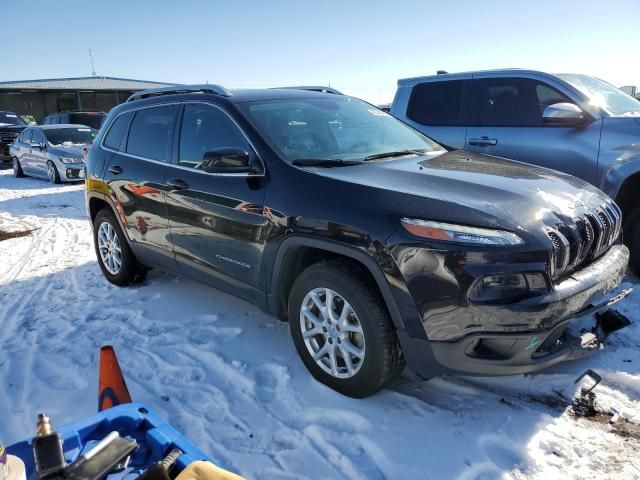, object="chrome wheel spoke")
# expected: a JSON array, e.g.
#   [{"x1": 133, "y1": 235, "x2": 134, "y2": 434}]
[
  {"x1": 339, "y1": 345, "x2": 355, "y2": 375},
  {"x1": 303, "y1": 325, "x2": 324, "y2": 338},
  {"x1": 313, "y1": 342, "x2": 330, "y2": 362},
  {"x1": 328, "y1": 344, "x2": 338, "y2": 376},
  {"x1": 302, "y1": 306, "x2": 323, "y2": 326},
  {"x1": 341, "y1": 339, "x2": 364, "y2": 359},
  {"x1": 342, "y1": 322, "x2": 363, "y2": 335}
]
